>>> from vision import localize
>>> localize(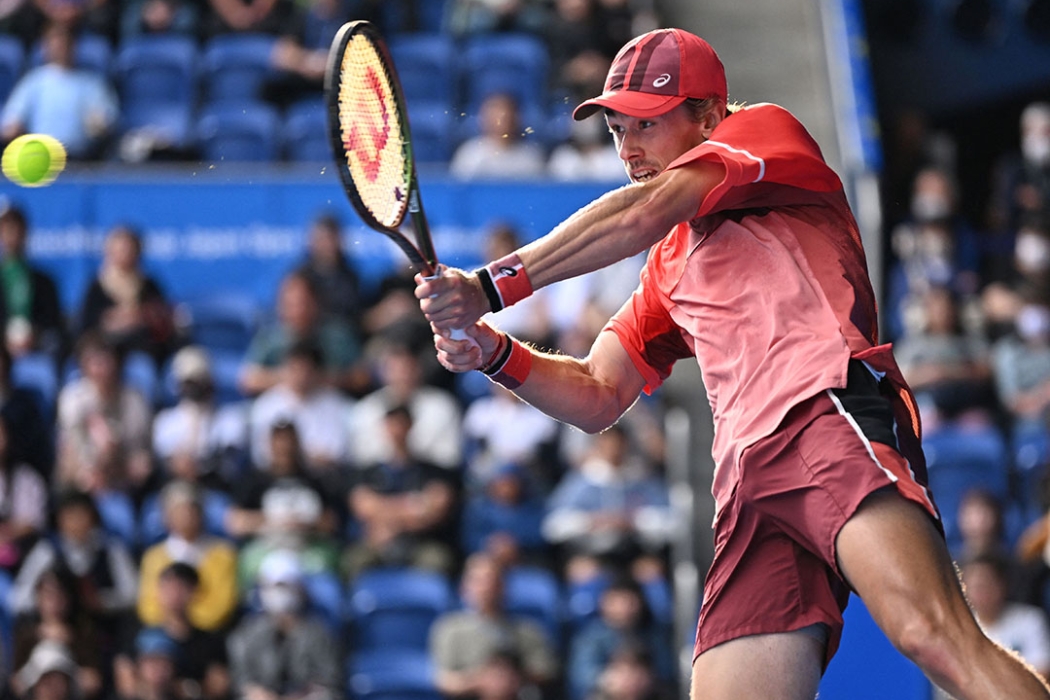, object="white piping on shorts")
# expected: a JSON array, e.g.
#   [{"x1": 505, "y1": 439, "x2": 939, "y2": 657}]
[{"x1": 825, "y1": 388, "x2": 938, "y2": 514}]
